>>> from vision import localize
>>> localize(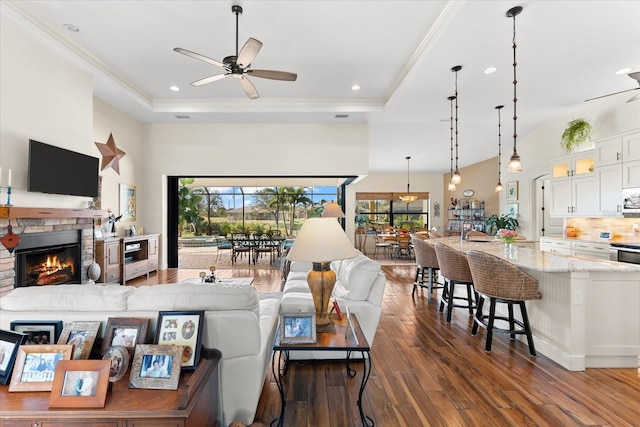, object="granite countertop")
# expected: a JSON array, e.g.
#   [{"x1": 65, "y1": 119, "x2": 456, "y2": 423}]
[
  {"x1": 544, "y1": 234, "x2": 640, "y2": 245},
  {"x1": 433, "y1": 237, "x2": 640, "y2": 273}
]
